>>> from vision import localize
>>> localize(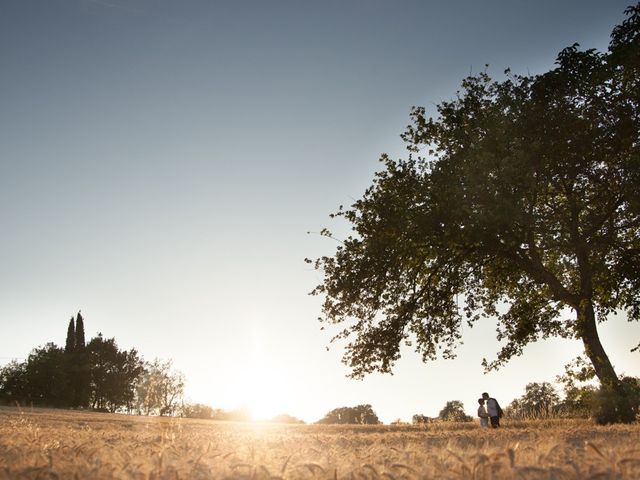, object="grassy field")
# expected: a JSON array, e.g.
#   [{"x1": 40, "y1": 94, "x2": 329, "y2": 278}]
[{"x1": 0, "y1": 407, "x2": 639, "y2": 479}]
